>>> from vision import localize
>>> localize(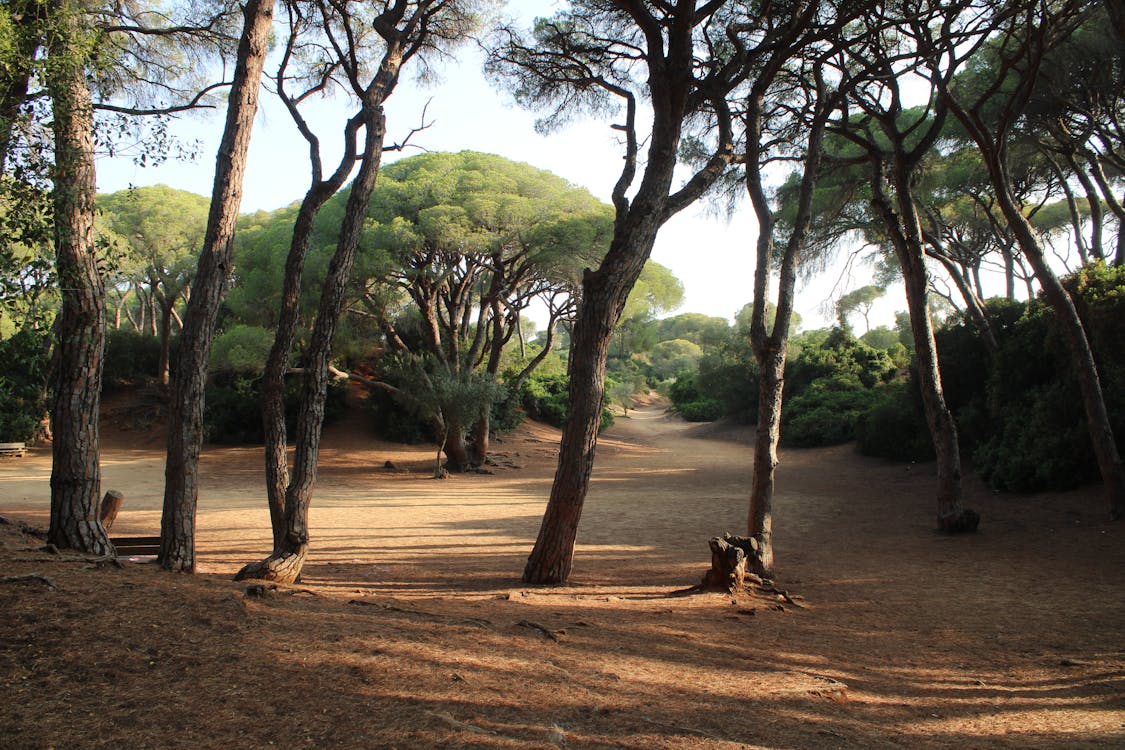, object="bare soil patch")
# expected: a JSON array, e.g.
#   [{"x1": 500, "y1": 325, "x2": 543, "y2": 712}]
[{"x1": 1, "y1": 401, "x2": 1123, "y2": 748}]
